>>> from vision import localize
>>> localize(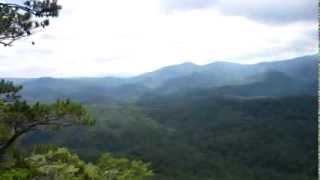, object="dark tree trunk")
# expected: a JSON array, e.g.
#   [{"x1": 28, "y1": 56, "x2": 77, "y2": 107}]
[{"x1": 0, "y1": 132, "x2": 24, "y2": 155}]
